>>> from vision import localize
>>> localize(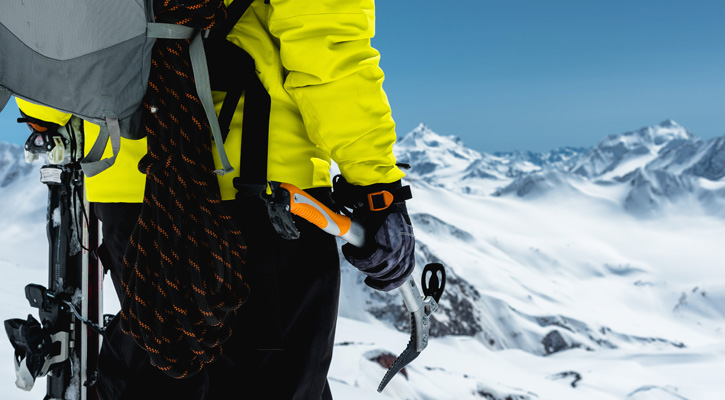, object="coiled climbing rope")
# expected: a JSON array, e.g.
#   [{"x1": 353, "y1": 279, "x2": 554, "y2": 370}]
[{"x1": 120, "y1": 0, "x2": 250, "y2": 379}]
